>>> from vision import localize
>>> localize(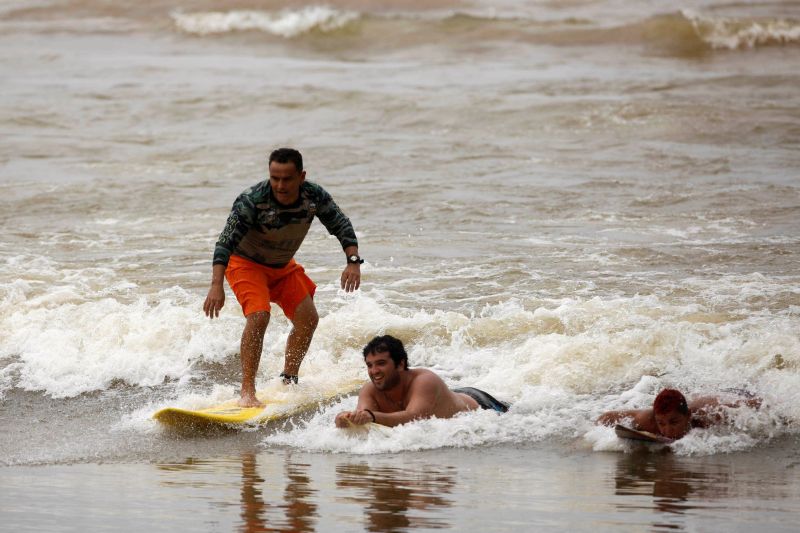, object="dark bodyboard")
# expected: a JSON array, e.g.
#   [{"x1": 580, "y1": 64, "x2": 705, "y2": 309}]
[{"x1": 615, "y1": 424, "x2": 675, "y2": 444}]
